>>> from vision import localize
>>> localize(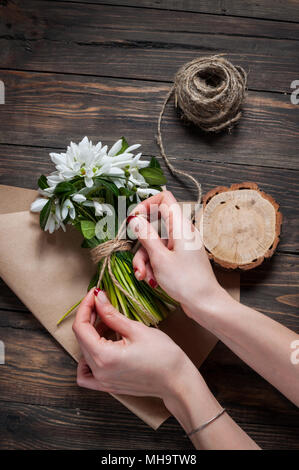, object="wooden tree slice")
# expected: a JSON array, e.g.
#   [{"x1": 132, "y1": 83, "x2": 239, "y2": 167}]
[{"x1": 201, "y1": 182, "x2": 282, "y2": 270}]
